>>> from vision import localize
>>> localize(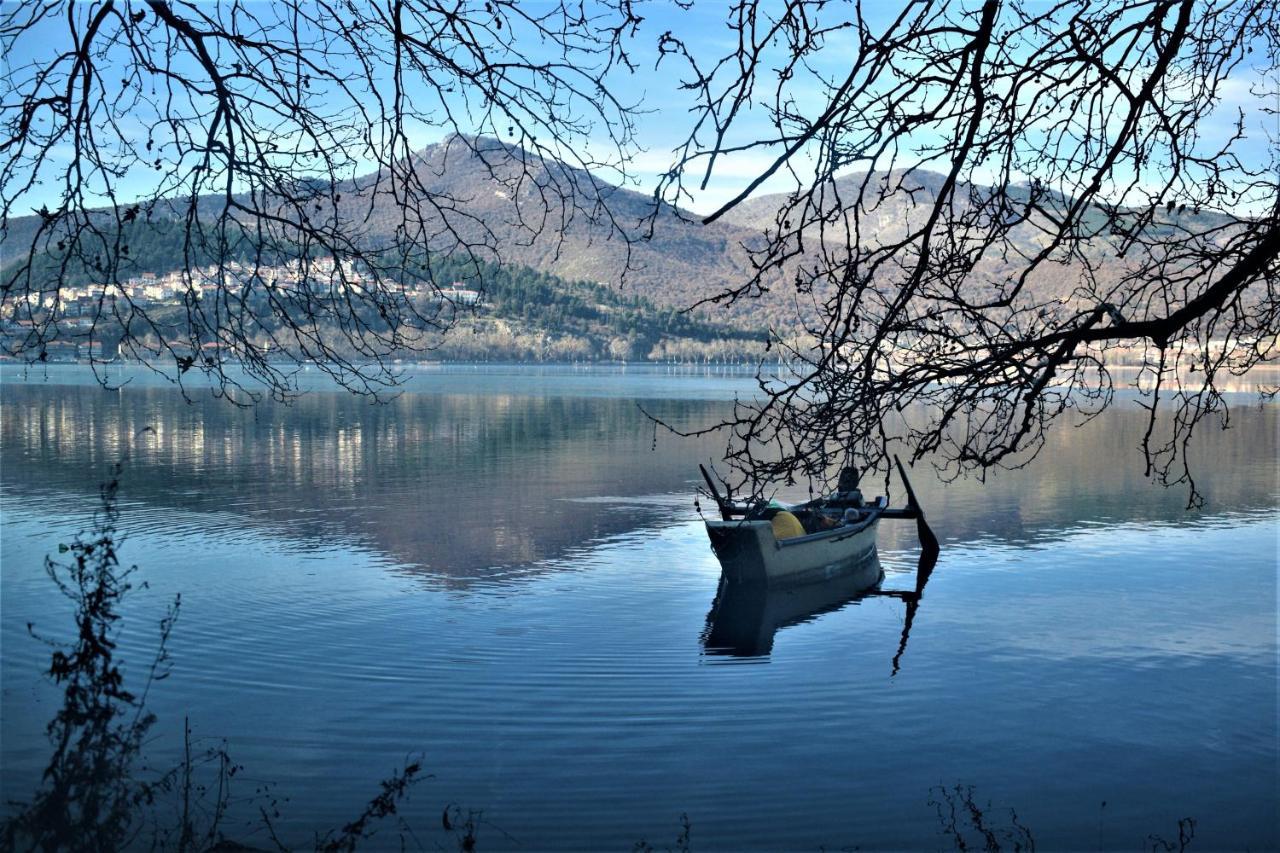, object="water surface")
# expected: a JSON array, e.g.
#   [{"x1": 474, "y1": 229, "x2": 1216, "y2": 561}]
[{"x1": 2, "y1": 364, "x2": 1276, "y2": 850}]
